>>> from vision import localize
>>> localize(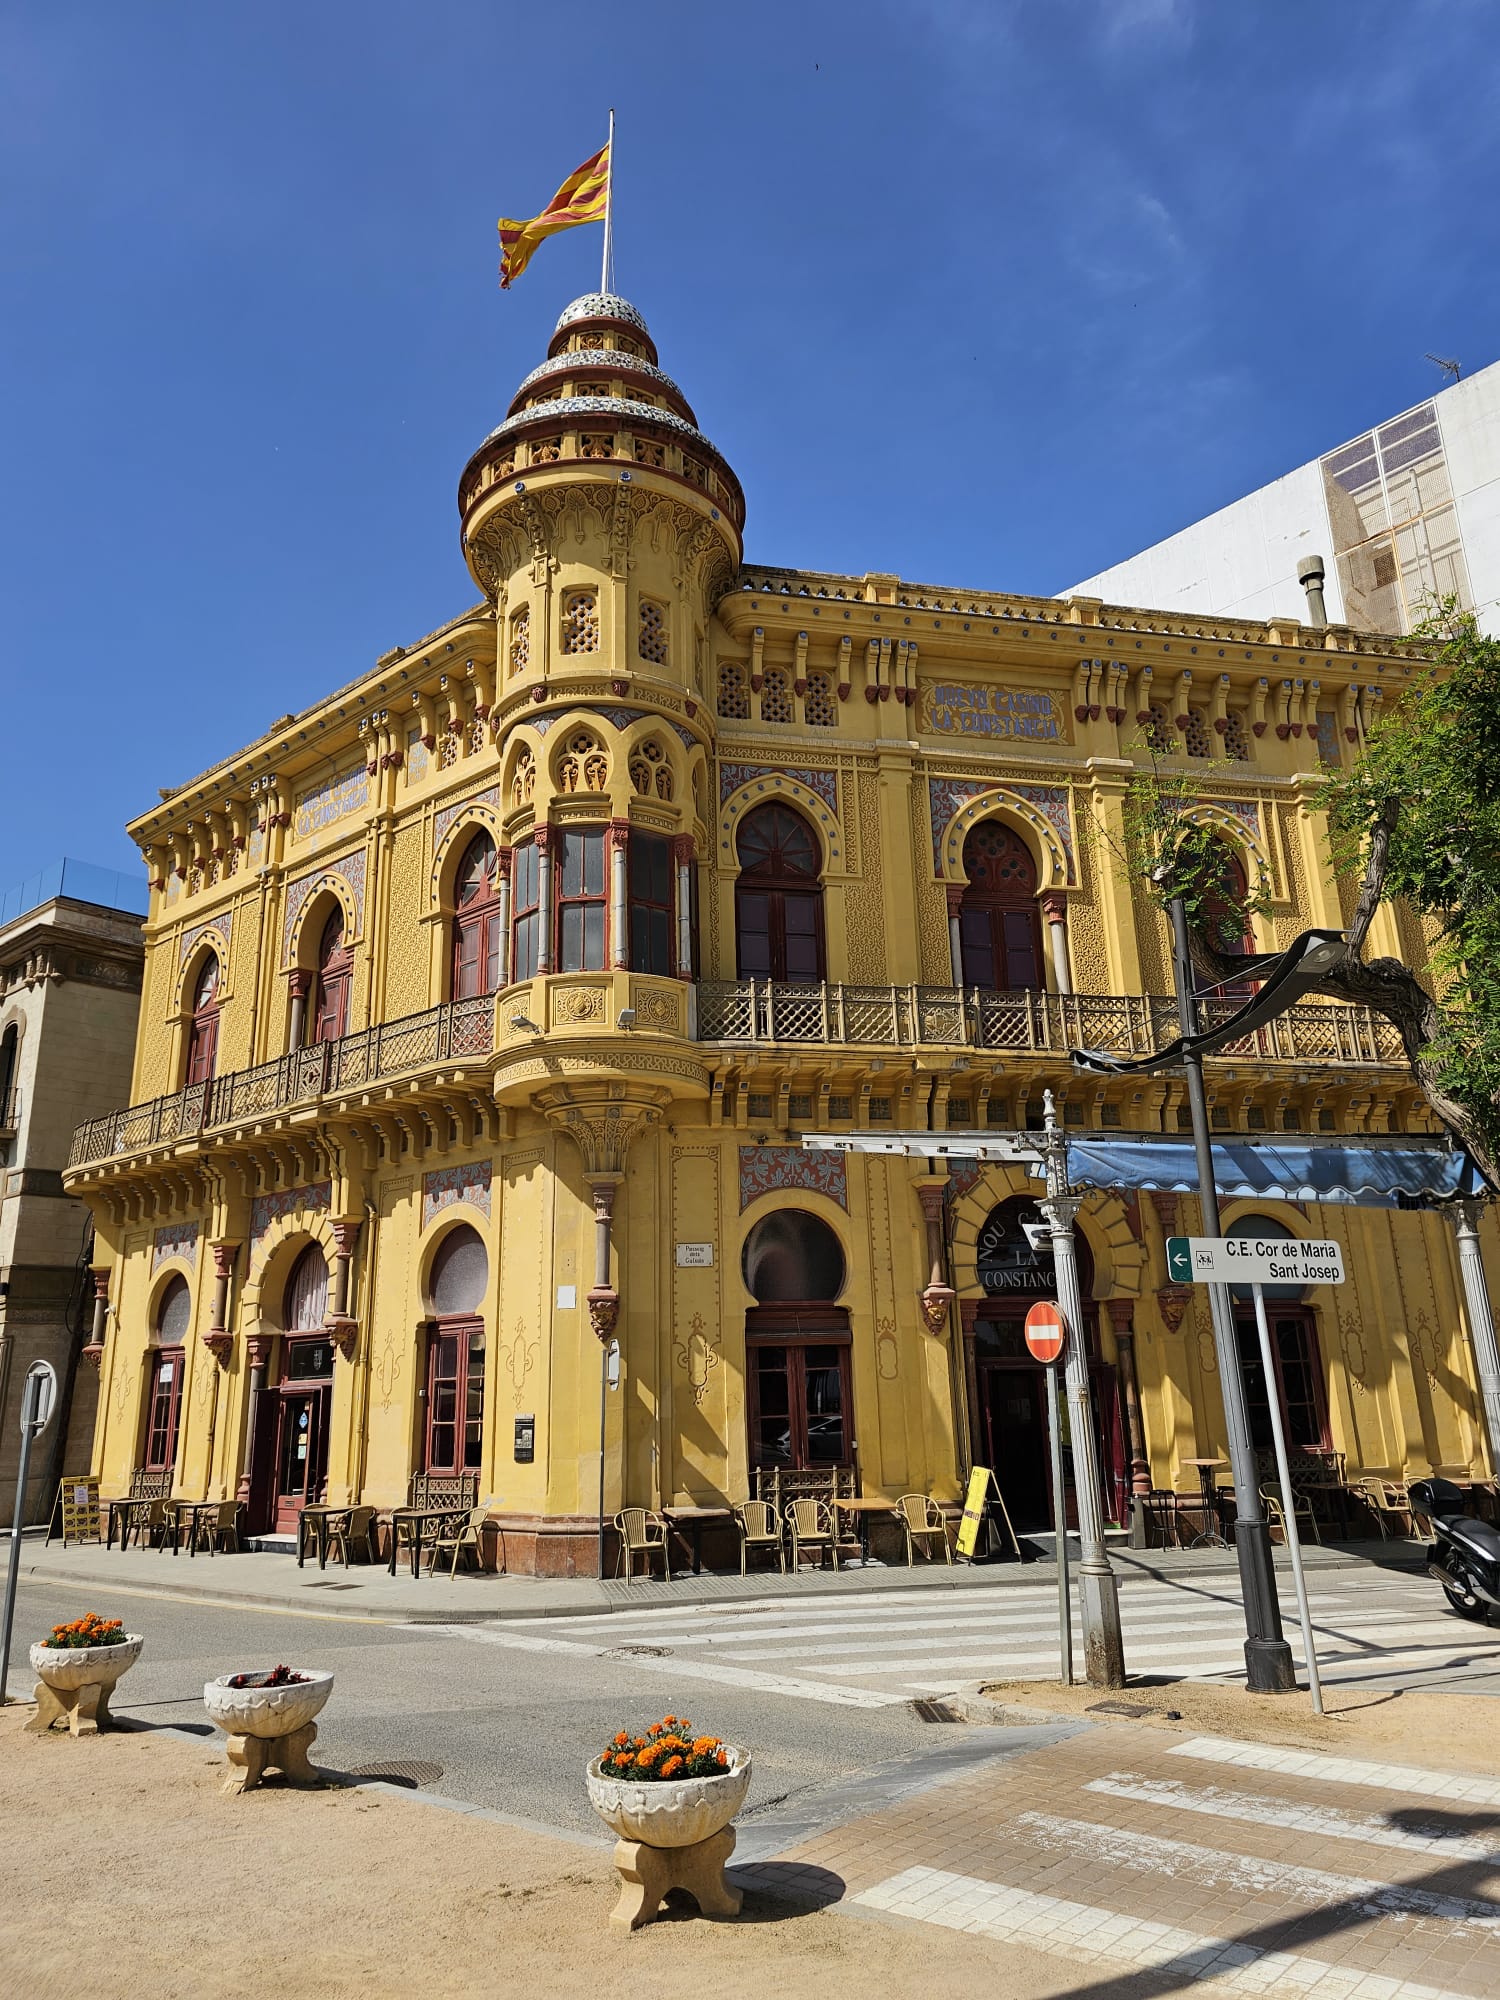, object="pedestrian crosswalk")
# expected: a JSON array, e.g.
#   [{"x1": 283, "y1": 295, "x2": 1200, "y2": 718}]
[{"x1": 449, "y1": 1570, "x2": 1500, "y2": 1708}]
